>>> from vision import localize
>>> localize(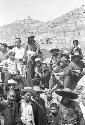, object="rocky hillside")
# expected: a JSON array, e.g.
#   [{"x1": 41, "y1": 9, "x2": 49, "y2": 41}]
[{"x1": 0, "y1": 5, "x2": 85, "y2": 54}]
